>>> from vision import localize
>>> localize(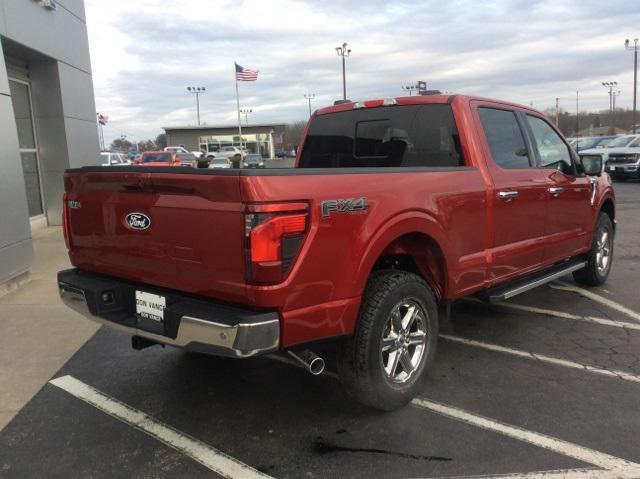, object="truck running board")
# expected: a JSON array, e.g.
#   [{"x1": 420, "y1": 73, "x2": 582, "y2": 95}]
[{"x1": 484, "y1": 260, "x2": 588, "y2": 303}]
